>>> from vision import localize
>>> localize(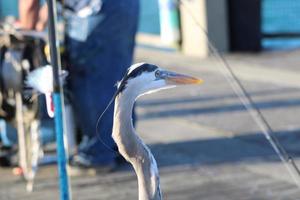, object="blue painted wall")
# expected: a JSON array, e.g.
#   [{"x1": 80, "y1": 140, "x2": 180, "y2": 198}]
[
  {"x1": 262, "y1": 0, "x2": 300, "y2": 33},
  {"x1": 138, "y1": 0, "x2": 160, "y2": 35},
  {"x1": 262, "y1": 0, "x2": 300, "y2": 49},
  {"x1": 0, "y1": 0, "x2": 18, "y2": 18}
]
